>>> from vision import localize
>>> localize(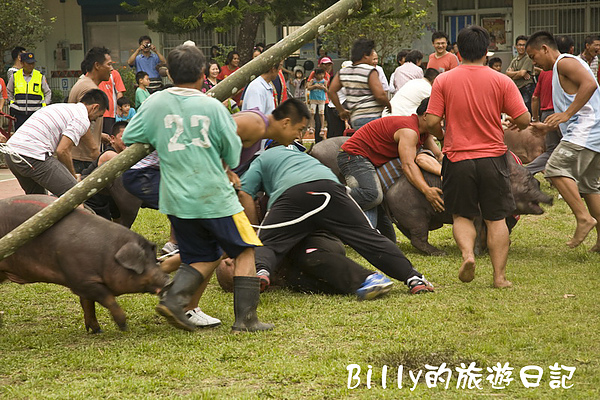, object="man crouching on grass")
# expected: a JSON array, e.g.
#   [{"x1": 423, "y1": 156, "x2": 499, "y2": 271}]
[{"x1": 122, "y1": 43, "x2": 273, "y2": 332}]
